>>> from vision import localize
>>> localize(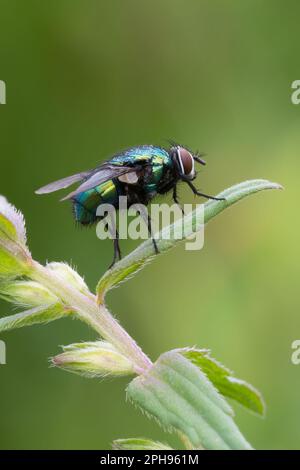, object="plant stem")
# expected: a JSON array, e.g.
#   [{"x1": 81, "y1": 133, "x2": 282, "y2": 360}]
[{"x1": 31, "y1": 260, "x2": 152, "y2": 374}]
